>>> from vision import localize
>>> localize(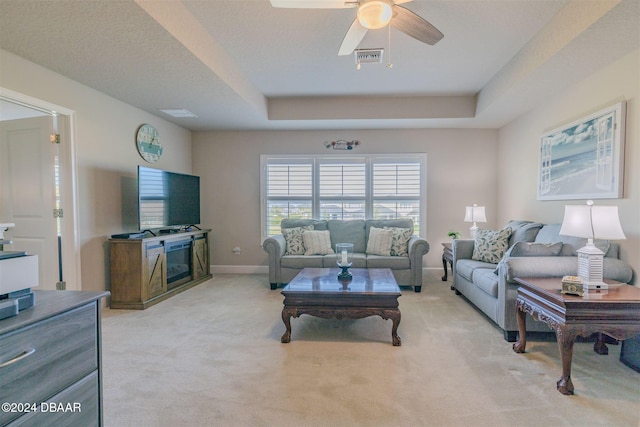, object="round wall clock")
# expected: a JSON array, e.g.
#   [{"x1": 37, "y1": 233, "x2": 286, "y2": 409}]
[{"x1": 136, "y1": 124, "x2": 163, "y2": 163}]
